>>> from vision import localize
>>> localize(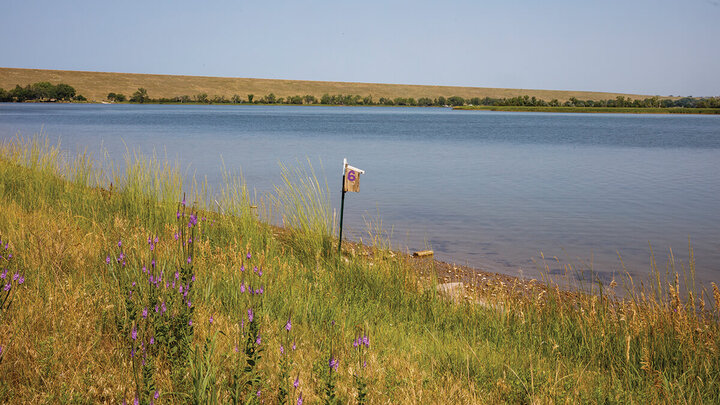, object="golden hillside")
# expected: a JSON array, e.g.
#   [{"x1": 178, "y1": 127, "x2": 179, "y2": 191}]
[{"x1": 0, "y1": 67, "x2": 650, "y2": 103}]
